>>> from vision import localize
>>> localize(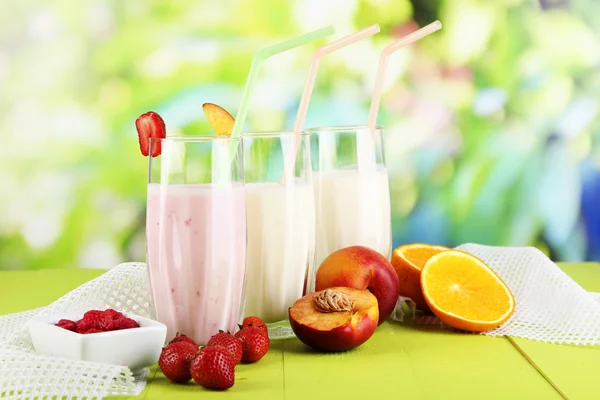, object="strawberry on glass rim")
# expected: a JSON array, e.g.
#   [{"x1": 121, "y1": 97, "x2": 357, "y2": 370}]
[{"x1": 135, "y1": 111, "x2": 166, "y2": 157}]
